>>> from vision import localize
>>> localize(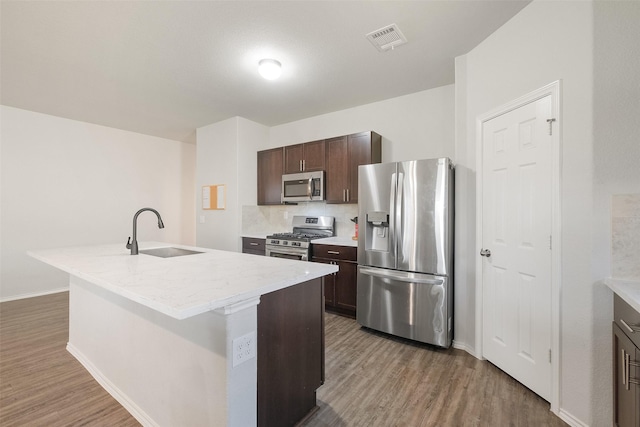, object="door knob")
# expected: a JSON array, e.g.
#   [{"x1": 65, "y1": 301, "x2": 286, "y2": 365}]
[{"x1": 480, "y1": 249, "x2": 491, "y2": 257}]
